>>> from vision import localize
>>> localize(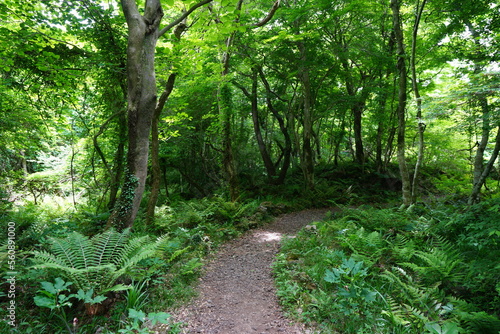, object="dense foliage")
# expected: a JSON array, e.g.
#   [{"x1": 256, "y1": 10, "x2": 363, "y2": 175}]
[
  {"x1": 1, "y1": 0, "x2": 500, "y2": 332},
  {"x1": 273, "y1": 202, "x2": 500, "y2": 333}
]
